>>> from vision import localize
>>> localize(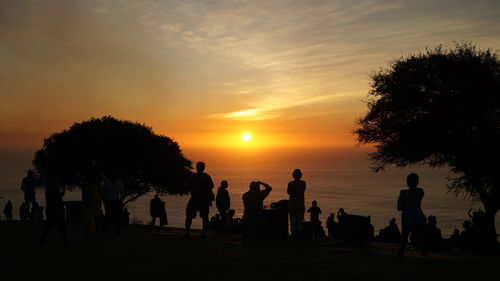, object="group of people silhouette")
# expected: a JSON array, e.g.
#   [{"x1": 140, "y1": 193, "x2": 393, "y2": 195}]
[{"x1": 0, "y1": 164, "x2": 491, "y2": 257}]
